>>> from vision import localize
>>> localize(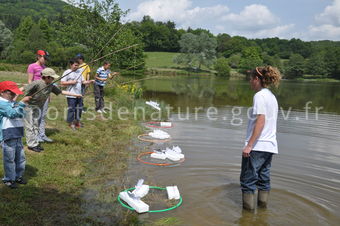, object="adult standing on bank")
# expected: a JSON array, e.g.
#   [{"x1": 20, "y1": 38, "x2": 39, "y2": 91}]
[
  {"x1": 26, "y1": 50, "x2": 52, "y2": 143},
  {"x1": 240, "y1": 66, "x2": 281, "y2": 211}
]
